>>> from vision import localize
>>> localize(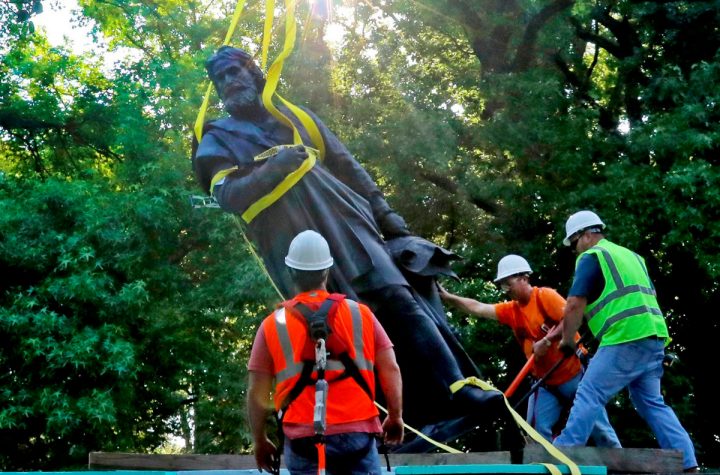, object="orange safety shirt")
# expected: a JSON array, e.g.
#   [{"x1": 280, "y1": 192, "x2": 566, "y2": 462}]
[
  {"x1": 261, "y1": 290, "x2": 379, "y2": 426},
  {"x1": 494, "y1": 287, "x2": 582, "y2": 387}
]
